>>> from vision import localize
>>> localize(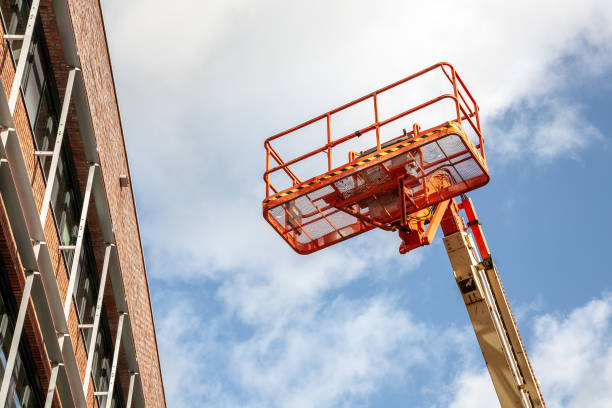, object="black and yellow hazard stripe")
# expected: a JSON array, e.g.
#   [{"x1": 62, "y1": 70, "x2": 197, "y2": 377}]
[{"x1": 263, "y1": 122, "x2": 461, "y2": 205}]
